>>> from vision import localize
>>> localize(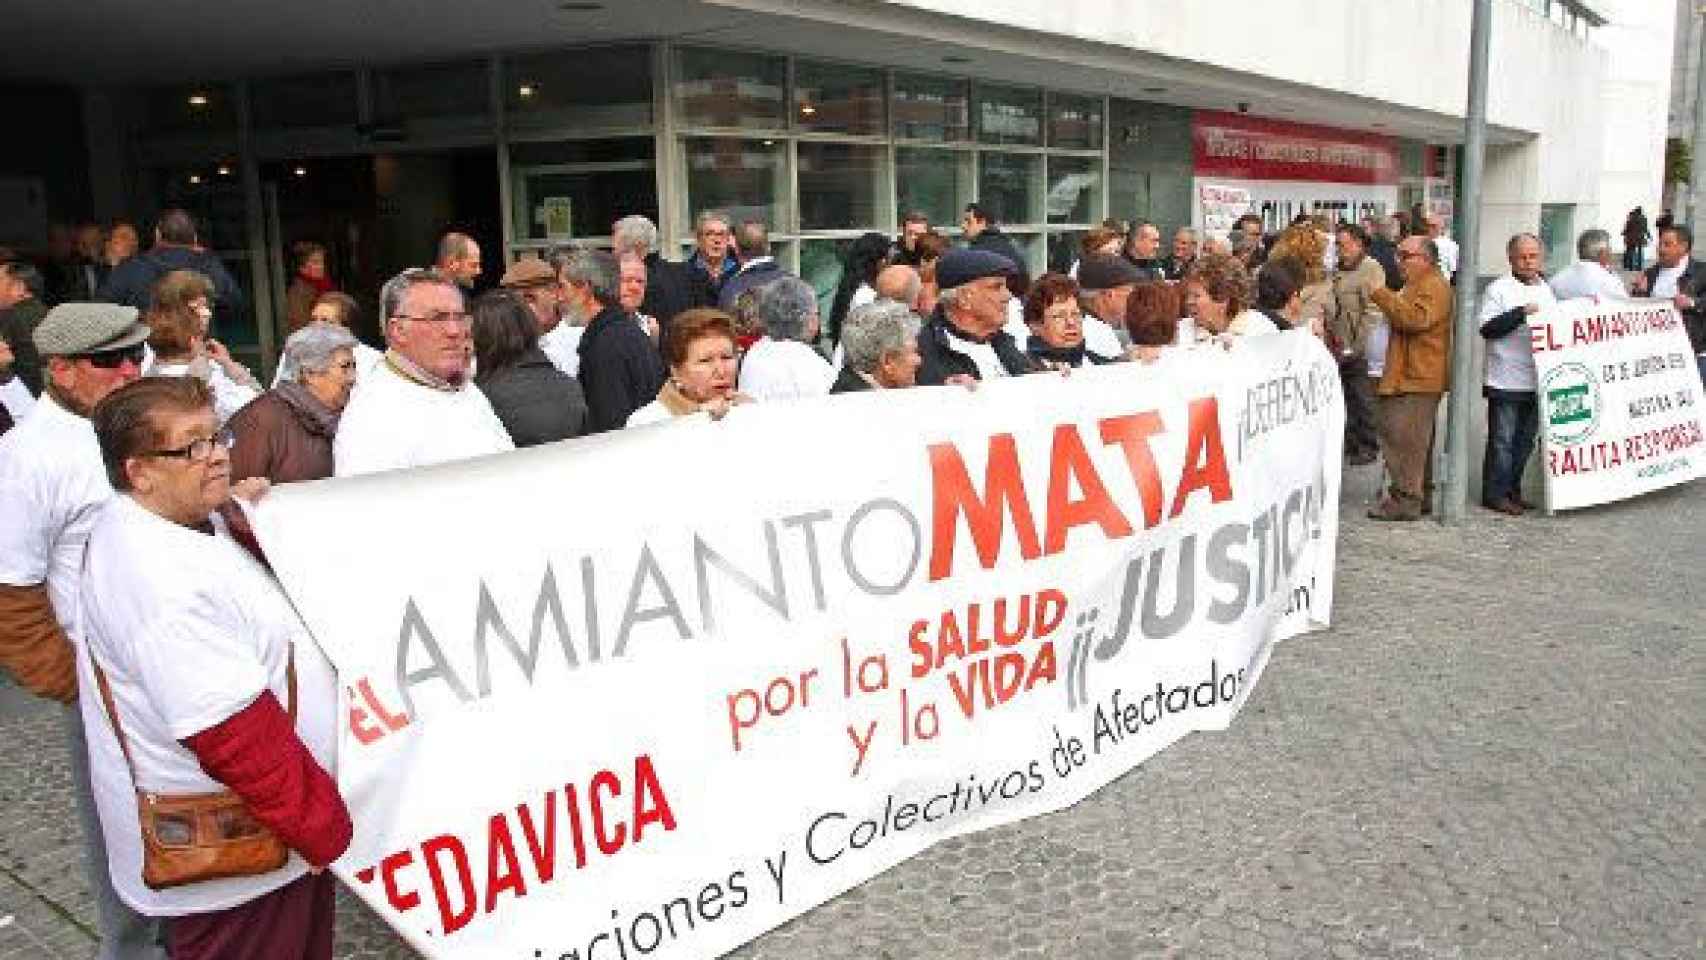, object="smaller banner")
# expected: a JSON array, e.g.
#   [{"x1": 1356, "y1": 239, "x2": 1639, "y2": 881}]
[
  {"x1": 1198, "y1": 183, "x2": 1252, "y2": 243},
  {"x1": 1532, "y1": 298, "x2": 1706, "y2": 511}
]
